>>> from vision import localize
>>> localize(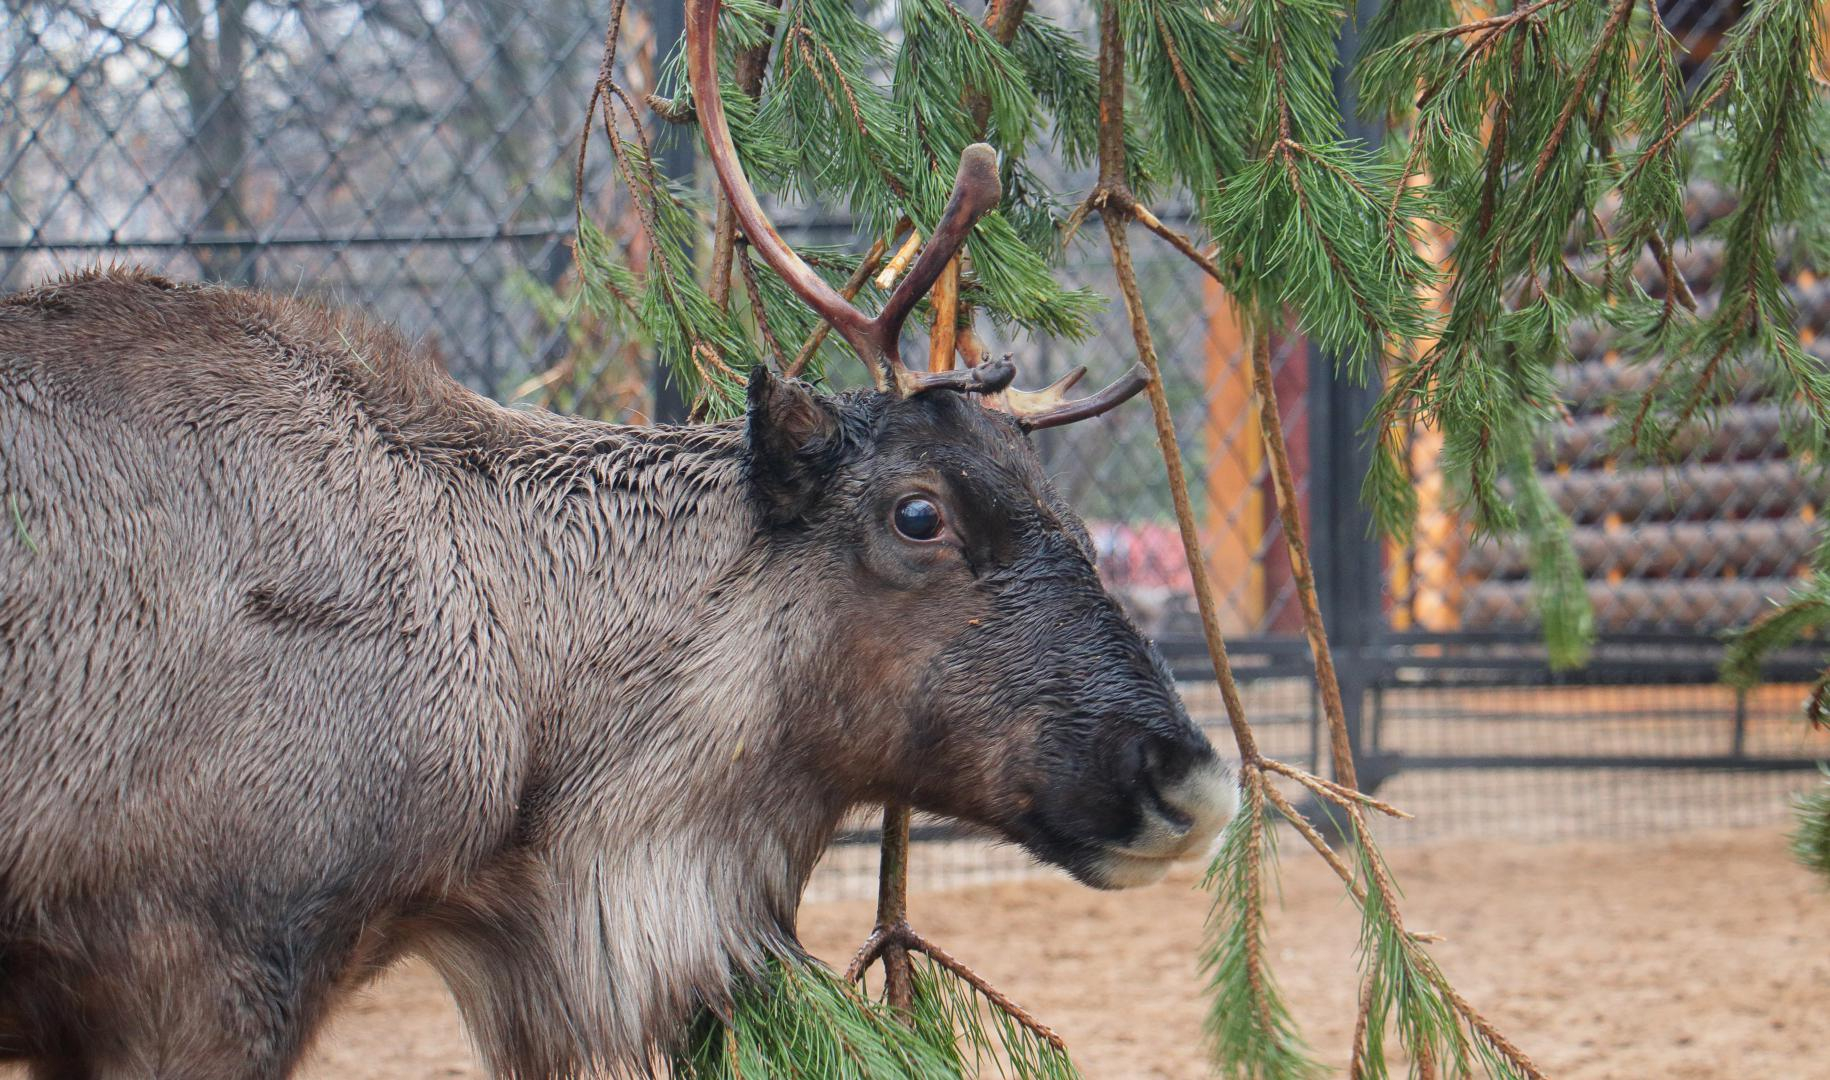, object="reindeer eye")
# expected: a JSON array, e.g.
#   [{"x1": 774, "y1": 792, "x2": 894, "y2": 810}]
[{"x1": 892, "y1": 497, "x2": 944, "y2": 541}]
